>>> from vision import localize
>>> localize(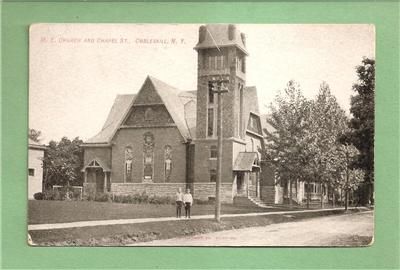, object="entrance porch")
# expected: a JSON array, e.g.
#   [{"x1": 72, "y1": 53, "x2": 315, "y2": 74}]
[
  {"x1": 233, "y1": 152, "x2": 261, "y2": 199},
  {"x1": 82, "y1": 158, "x2": 111, "y2": 195}
]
